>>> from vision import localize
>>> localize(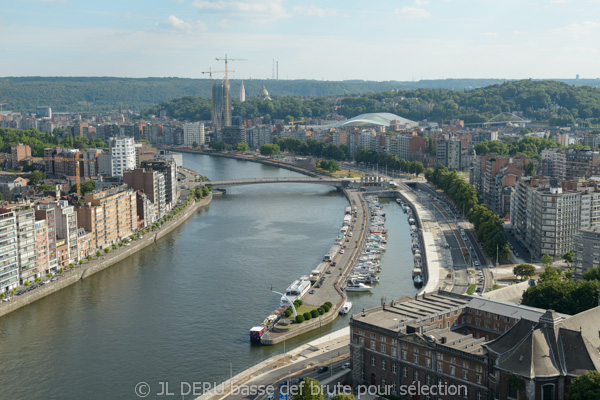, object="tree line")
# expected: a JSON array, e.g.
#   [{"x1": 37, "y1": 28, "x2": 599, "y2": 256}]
[
  {"x1": 355, "y1": 148, "x2": 425, "y2": 176},
  {"x1": 425, "y1": 164, "x2": 511, "y2": 260}
]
